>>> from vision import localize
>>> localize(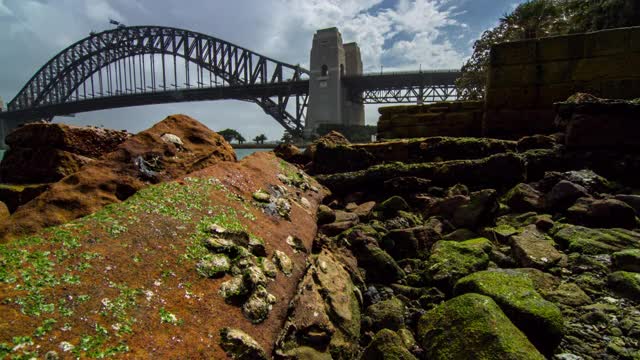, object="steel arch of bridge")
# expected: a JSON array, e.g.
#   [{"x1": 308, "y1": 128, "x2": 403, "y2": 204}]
[{"x1": 7, "y1": 26, "x2": 310, "y2": 135}]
